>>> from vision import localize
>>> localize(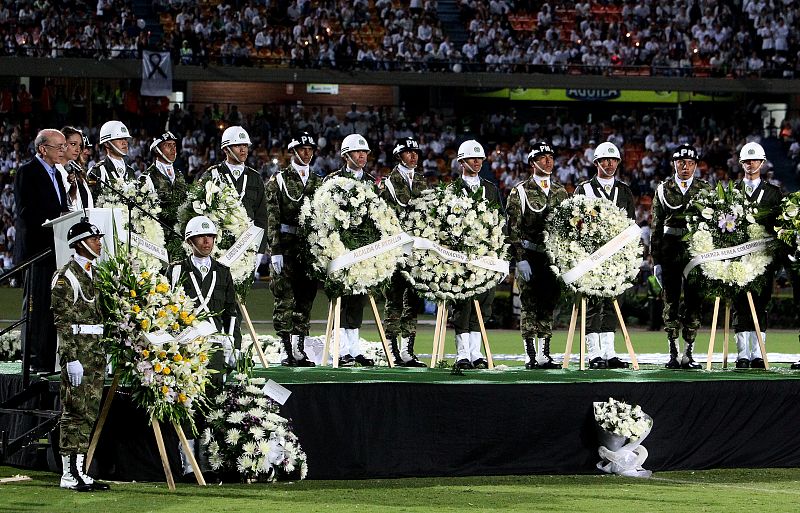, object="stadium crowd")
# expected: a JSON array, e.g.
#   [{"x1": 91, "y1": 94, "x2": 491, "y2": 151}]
[{"x1": 2, "y1": 0, "x2": 800, "y2": 77}]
